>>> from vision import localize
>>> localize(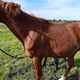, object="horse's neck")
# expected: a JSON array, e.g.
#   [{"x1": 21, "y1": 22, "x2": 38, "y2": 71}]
[
  {"x1": 1, "y1": 14, "x2": 24, "y2": 44},
  {"x1": 13, "y1": 12, "x2": 51, "y2": 35},
  {"x1": 11, "y1": 12, "x2": 41, "y2": 36},
  {"x1": 1, "y1": 12, "x2": 39, "y2": 44},
  {"x1": 13, "y1": 12, "x2": 41, "y2": 28},
  {"x1": 1, "y1": 10, "x2": 51, "y2": 45}
]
